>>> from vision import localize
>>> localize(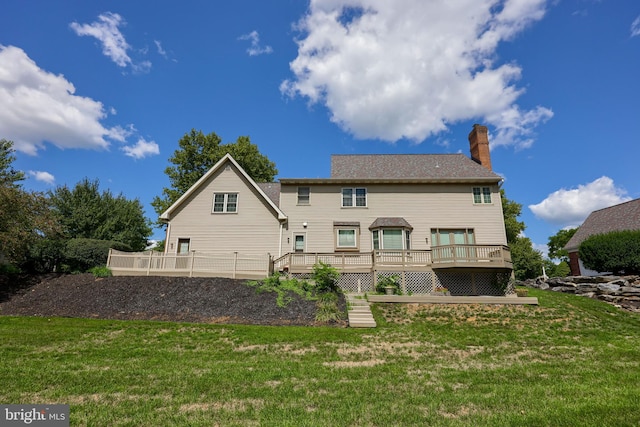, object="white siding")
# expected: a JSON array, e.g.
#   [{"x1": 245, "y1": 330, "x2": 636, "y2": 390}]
[
  {"x1": 279, "y1": 183, "x2": 506, "y2": 254},
  {"x1": 165, "y1": 162, "x2": 281, "y2": 256}
]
